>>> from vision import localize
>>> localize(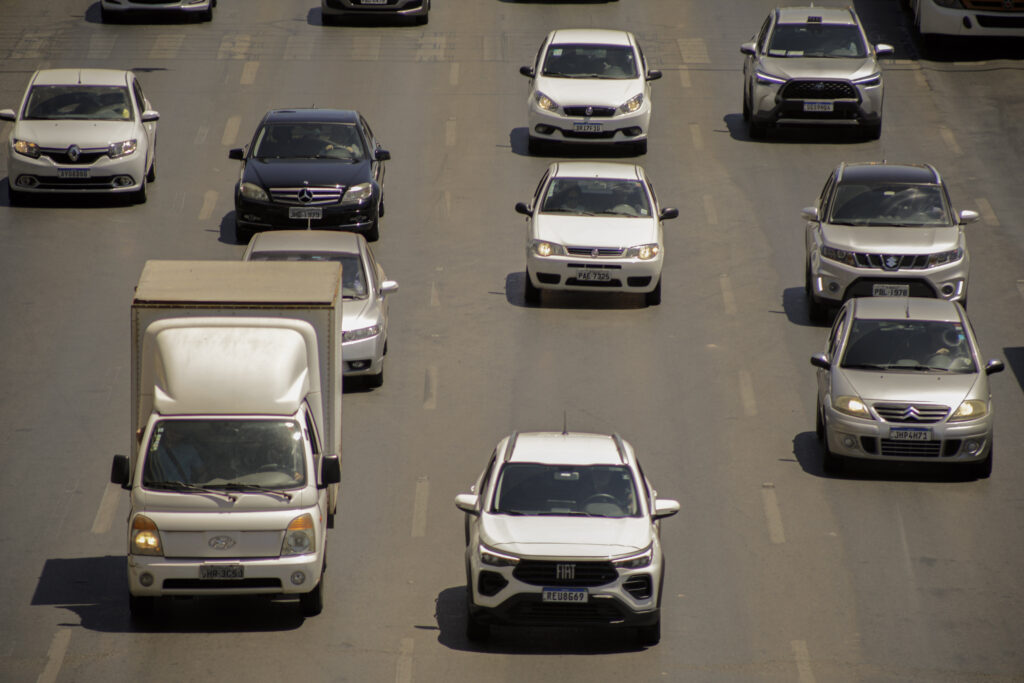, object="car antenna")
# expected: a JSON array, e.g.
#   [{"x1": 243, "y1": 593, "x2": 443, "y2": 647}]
[
  {"x1": 905, "y1": 299, "x2": 911, "y2": 319},
  {"x1": 562, "y1": 411, "x2": 568, "y2": 435}
]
